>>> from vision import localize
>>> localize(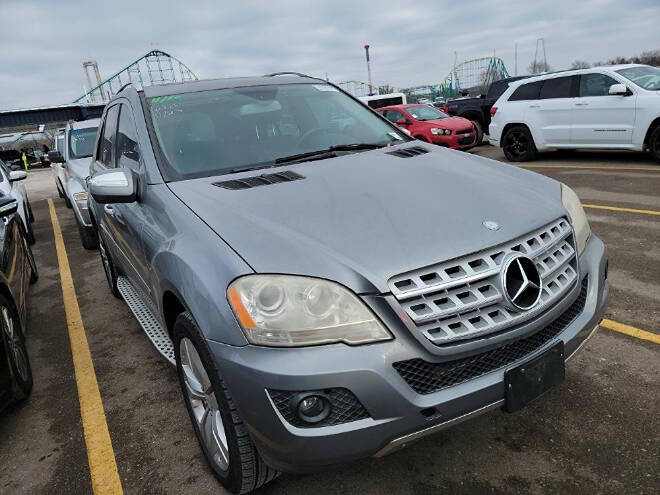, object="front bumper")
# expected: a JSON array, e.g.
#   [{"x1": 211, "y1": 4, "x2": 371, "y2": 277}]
[
  {"x1": 209, "y1": 235, "x2": 608, "y2": 473},
  {"x1": 431, "y1": 130, "x2": 477, "y2": 150}
]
